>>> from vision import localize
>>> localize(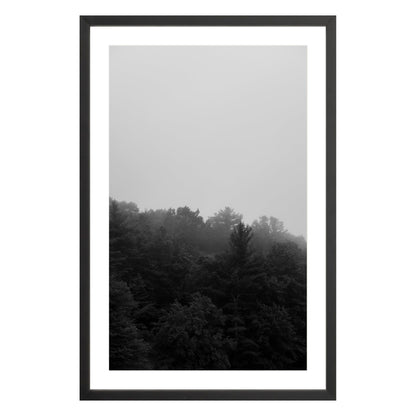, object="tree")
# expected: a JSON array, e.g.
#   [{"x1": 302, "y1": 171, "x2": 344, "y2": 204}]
[
  {"x1": 206, "y1": 207, "x2": 243, "y2": 252},
  {"x1": 208, "y1": 207, "x2": 243, "y2": 231},
  {"x1": 109, "y1": 199, "x2": 138, "y2": 282},
  {"x1": 266, "y1": 241, "x2": 306, "y2": 278},
  {"x1": 254, "y1": 304, "x2": 304, "y2": 369},
  {"x1": 229, "y1": 222, "x2": 253, "y2": 266},
  {"x1": 110, "y1": 276, "x2": 151, "y2": 369},
  {"x1": 252, "y1": 215, "x2": 286, "y2": 253},
  {"x1": 174, "y1": 206, "x2": 205, "y2": 248},
  {"x1": 109, "y1": 198, "x2": 307, "y2": 370},
  {"x1": 153, "y1": 294, "x2": 231, "y2": 369}
]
